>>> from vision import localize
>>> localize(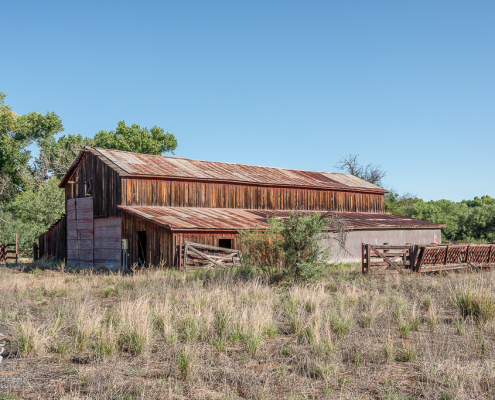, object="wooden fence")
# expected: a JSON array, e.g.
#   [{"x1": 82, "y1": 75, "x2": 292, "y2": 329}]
[
  {"x1": 362, "y1": 243, "x2": 495, "y2": 274},
  {"x1": 0, "y1": 234, "x2": 18, "y2": 263}
]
